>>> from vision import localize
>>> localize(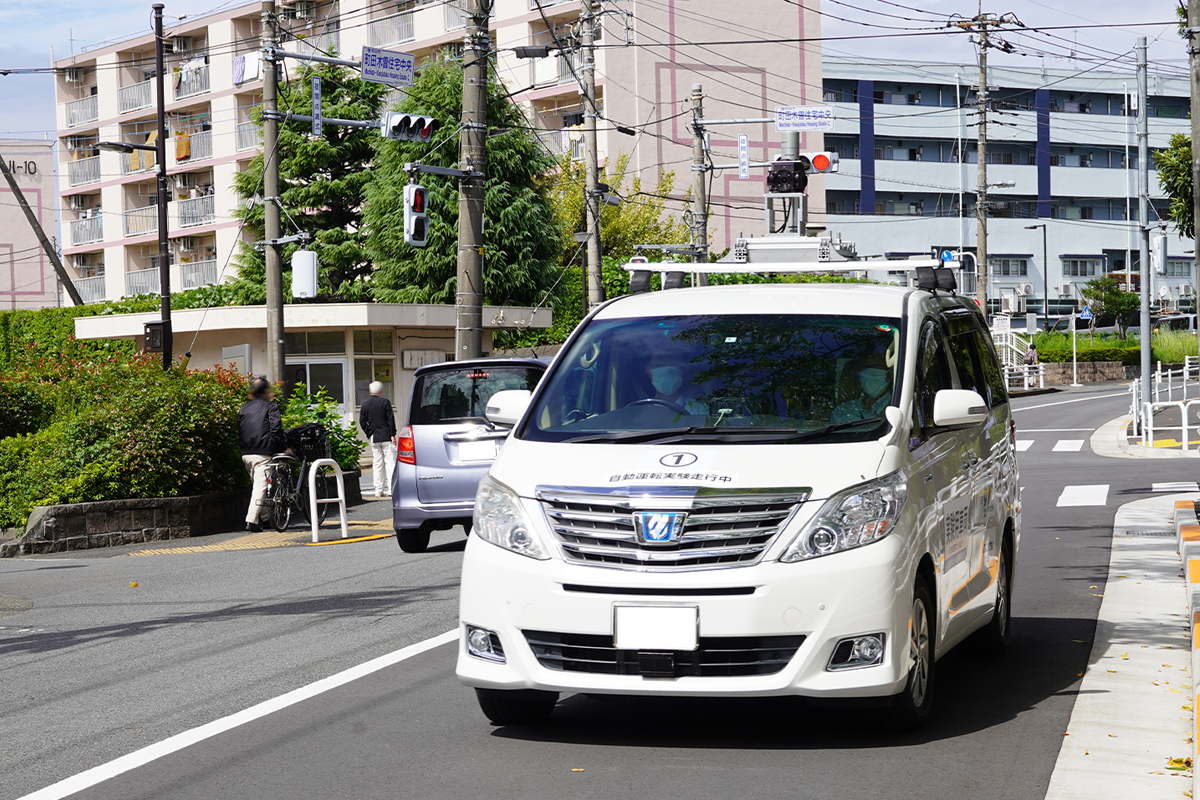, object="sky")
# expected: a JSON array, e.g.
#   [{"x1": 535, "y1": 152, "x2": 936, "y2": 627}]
[{"x1": 0, "y1": 0, "x2": 1189, "y2": 141}]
